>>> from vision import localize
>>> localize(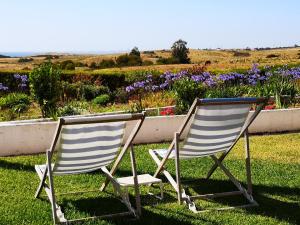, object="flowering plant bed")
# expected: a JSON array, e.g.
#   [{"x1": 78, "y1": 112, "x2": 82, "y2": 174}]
[{"x1": 126, "y1": 64, "x2": 300, "y2": 112}]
